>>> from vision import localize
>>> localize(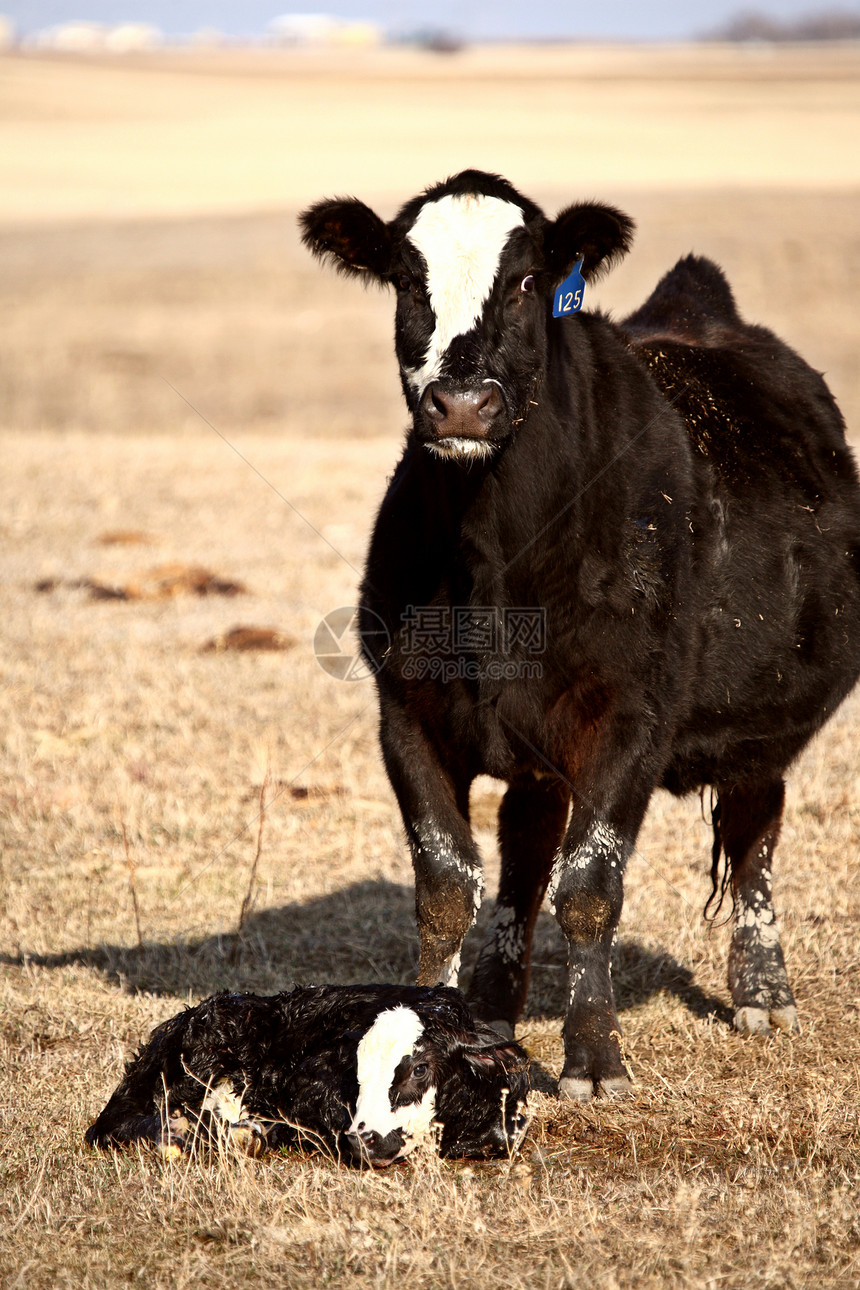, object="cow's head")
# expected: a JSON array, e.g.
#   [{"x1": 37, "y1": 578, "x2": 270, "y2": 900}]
[
  {"x1": 300, "y1": 170, "x2": 634, "y2": 461},
  {"x1": 340, "y1": 1000, "x2": 529, "y2": 1167}
]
